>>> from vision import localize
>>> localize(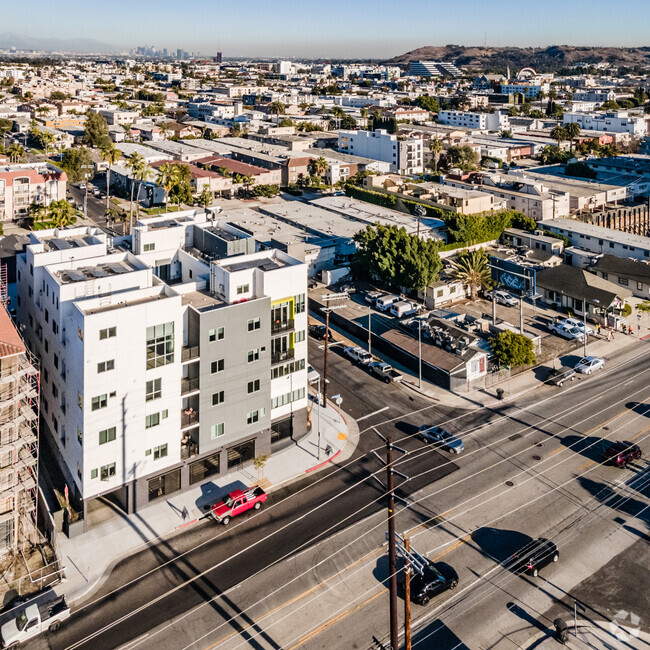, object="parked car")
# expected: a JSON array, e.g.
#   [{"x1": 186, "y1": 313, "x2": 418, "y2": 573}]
[
  {"x1": 211, "y1": 486, "x2": 267, "y2": 525},
  {"x1": 486, "y1": 290, "x2": 519, "y2": 307},
  {"x1": 390, "y1": 301, "x2": 419, "y2": 318},
  {"x1": 338, "y1": 283, "x2": 356, "y2": 294},
  {"x1": 309, "y1": 324, "x2": 335, "y2": 341},
  {"x1": 548, "y1": 322, "x2": 585, "y2": 341},
  {"x1": 307, "y1": 364, "x2": 320, "y2": 383},
  {"x1": 560, "y1": 318, "x2": 593, "y2": 335},
  {"x1": 418, "y1": 426, "x2": 464, "y2": 453},
  {"x1": 512, "y1": 538, "x2": 559, "y2": 577},
  {"x1": 344, "y1": 346, "x2": 373, "y2": 365},
  {"x1": 376, "y1": 294, "x2": 401, "y2": 311},
  {"x1": 410, "y1": 561, "x2": 458, "y2": 605},
  {"x1": 368, "y1": 361, "x2": 403, "y2": 383},
  {"x1": 574, "y1": 356, "x2": 605, "y2": 374},
  {"x1": 547, "y1": 366, "x2": 576, "y2": 386},
  {"x1": 364, "y1": 291, "x2": 383, "y2": 306},
  {"x1": 603, "y1": 441, "x2": 642, "y2": 467}
]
